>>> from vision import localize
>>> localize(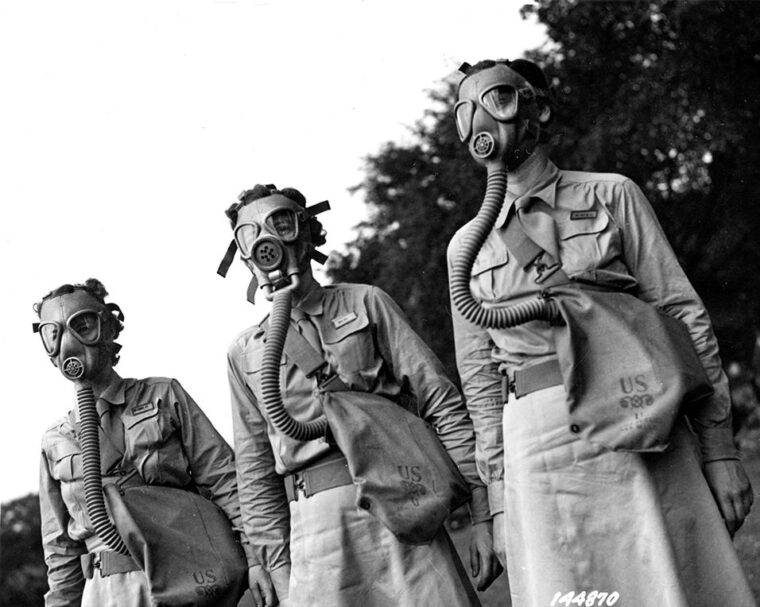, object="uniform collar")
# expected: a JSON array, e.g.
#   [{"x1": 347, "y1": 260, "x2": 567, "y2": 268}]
[
  {"x1": 70, "y1": 374, "x2": 128, "y2": 423},
  {"x1": 96, "y1": 375, "x2": 128, "y2": 417},
  {"x1": 495, "y1": 147, "x2": 560, "y2": 228},
  {"x1": 293, "y1": 279, "x2": 325, "y2": 317}
]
